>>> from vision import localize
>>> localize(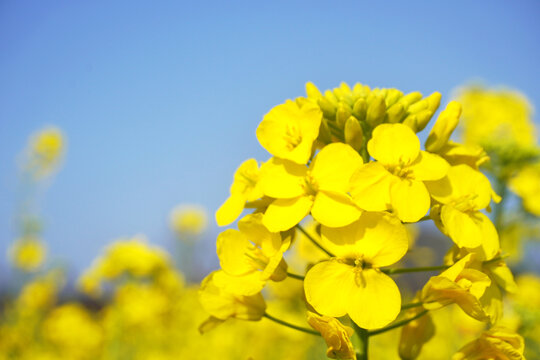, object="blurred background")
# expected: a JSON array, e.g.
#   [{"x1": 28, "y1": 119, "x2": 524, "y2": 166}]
[{"x1": 1, "y1": 0, "x2": 539, "y2": 281}]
